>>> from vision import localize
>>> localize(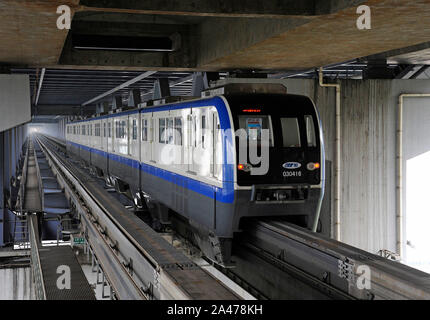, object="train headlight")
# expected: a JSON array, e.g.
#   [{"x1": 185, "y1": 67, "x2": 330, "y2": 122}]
[
  {"x1": 238, "y1": 163, "x2": 251, "y2": 172},
  {"x1": 307, "y1": 162, "x2": 320, "y2": 171}
]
